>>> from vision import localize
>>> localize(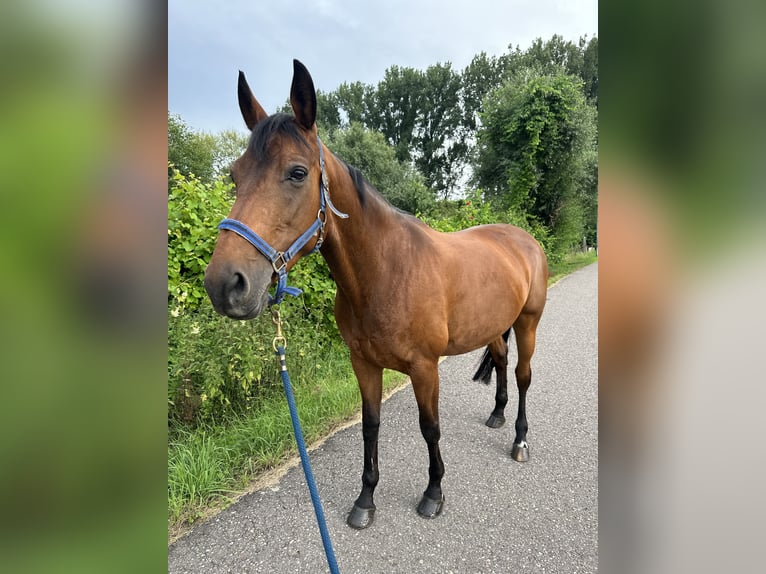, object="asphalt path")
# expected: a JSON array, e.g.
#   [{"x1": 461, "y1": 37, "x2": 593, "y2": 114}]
[{"x1": 169, "y1": 262, "x2": 598, "y2": 574}]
